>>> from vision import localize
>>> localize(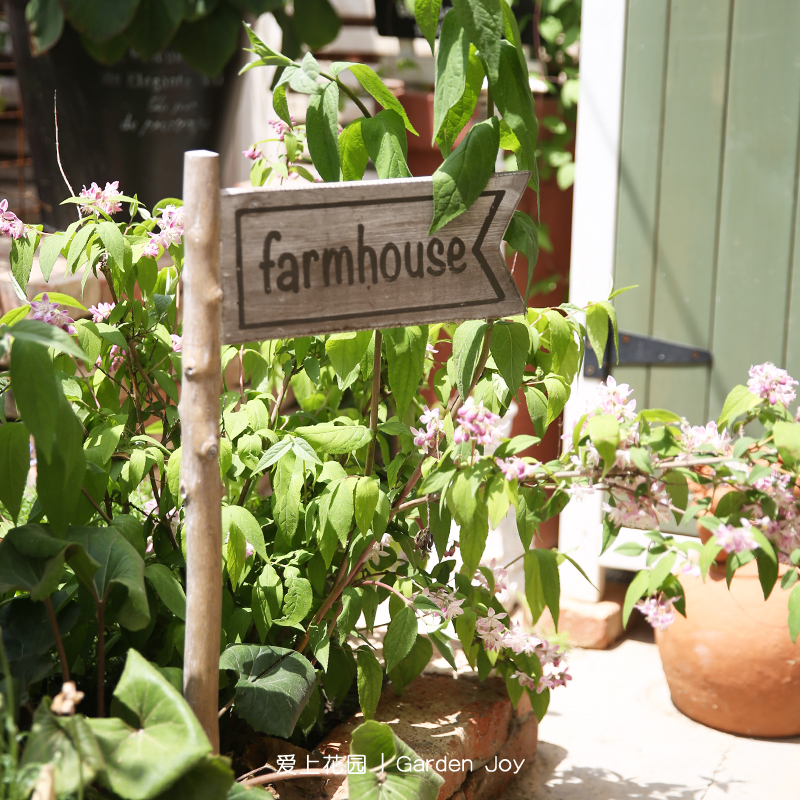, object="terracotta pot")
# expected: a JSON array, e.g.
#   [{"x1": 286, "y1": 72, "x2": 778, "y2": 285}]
[{"x1": 655, "y1": 561, "x2": 800, "y2": 737}]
